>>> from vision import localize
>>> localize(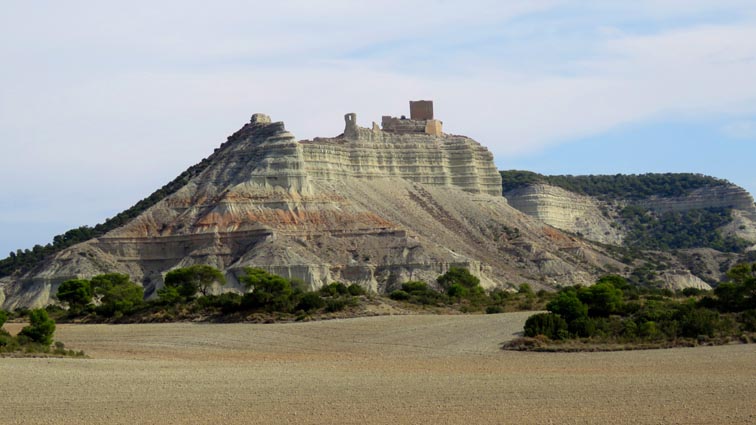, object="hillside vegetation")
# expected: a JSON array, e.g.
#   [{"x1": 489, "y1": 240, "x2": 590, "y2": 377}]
[
  {"x1": 501, "y1": 170, "x2": 750, "y2": 254},
  {"x1": 501, "y1": 170, "x2": 730, "y2": 199},
  {"x1": 505, "y1": 263, "x2": 756, "y2": 351}
]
